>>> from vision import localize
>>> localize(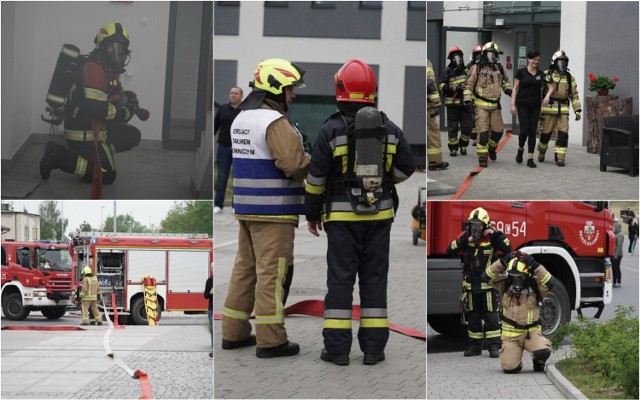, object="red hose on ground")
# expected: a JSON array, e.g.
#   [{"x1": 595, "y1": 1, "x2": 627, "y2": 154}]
[
  {"x1": 450, "y1": 130, "x2": 512, "y2": 200},
  {"x1": 1, "y1": 326, "x2": 85, "y2": 331},
  {"x1": 215, "y1": 299, "x2": 426, "y2": 340}
]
